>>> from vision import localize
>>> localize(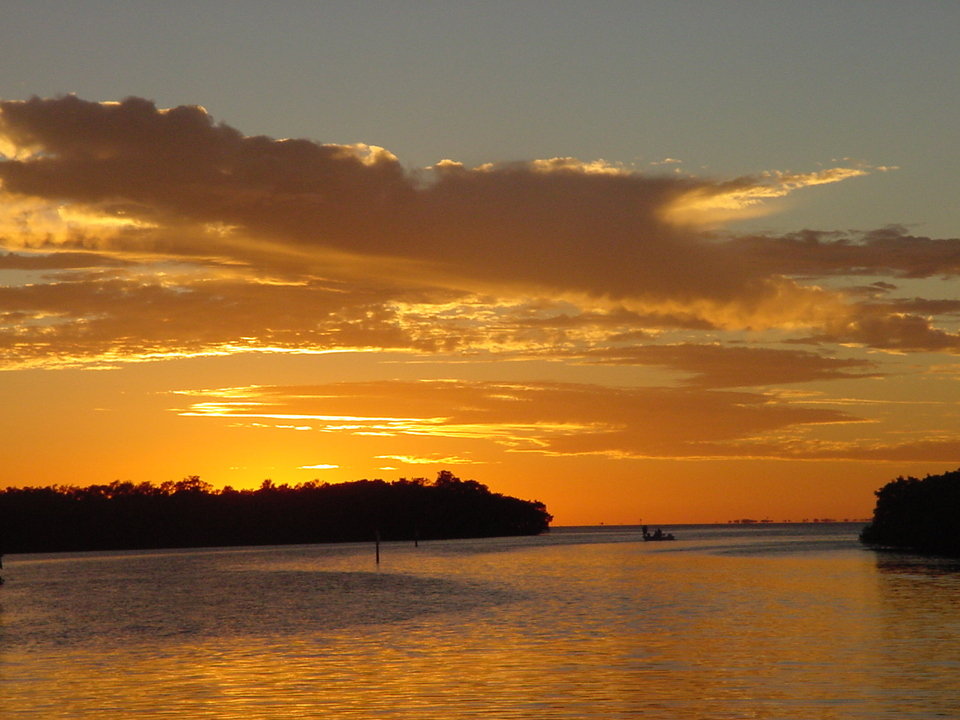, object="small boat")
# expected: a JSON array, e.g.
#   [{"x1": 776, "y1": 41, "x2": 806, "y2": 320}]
[{"x1": 641, "y1": 526, "x2": 675, "y2": 542}]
